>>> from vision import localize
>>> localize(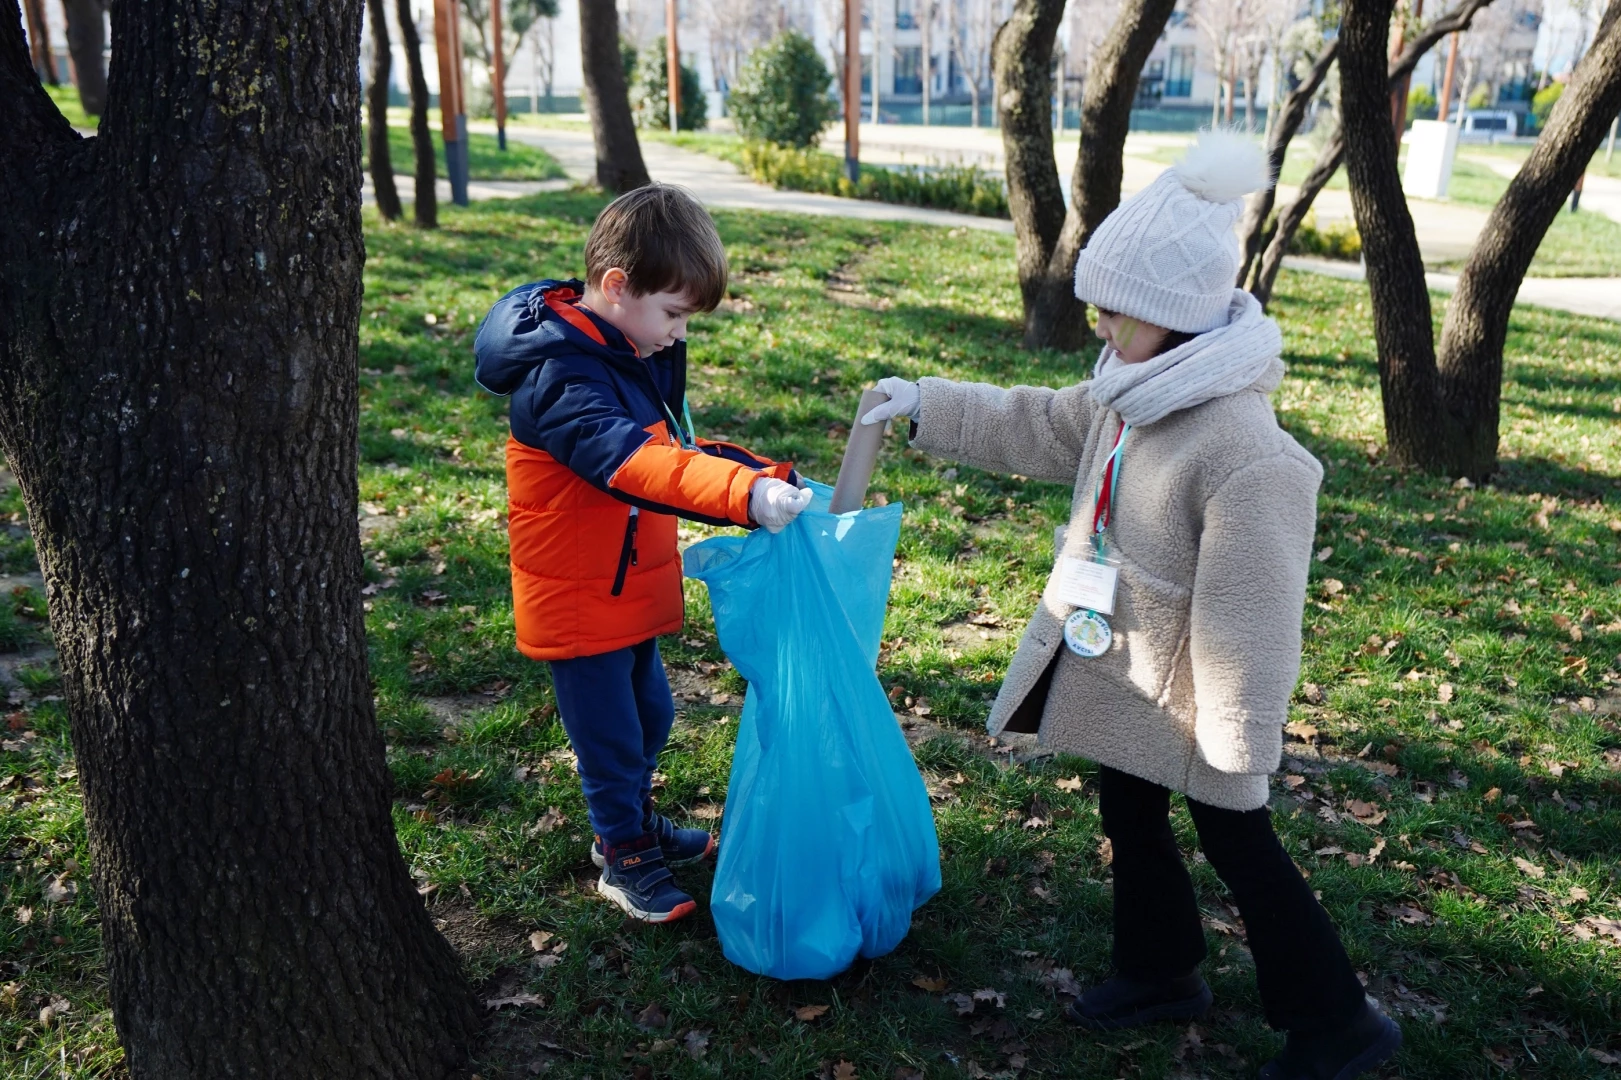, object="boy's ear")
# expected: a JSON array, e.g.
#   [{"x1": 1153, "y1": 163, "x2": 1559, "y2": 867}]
[{"x1": 599, "y1": 267, "x2": 629, "y2": 304}]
